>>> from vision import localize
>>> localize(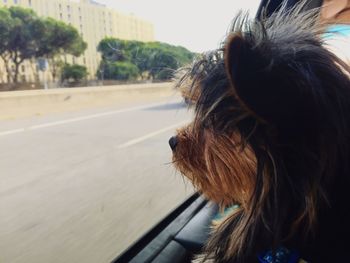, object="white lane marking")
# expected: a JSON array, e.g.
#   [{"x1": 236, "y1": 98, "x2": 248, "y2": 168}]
[
  {"x1": 0, "y1": 101, "x2": 181, "y2": 137},
  {"x1": 117, "y1": 120, "x2": 189, "y2": 149}
]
